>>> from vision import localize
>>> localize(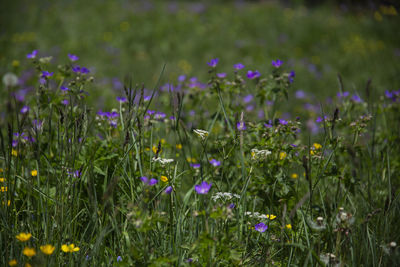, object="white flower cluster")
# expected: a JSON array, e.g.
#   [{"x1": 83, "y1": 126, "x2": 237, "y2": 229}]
[
  {"x1": 244, "y1": 211, "x2": 268, "y2": 220},
  {"x1": 152, "y1": 157, "x2": 174, "y2": 166},
  {"x1": 194, "y1": 129, "x2": 209, "y2": 140},
  {"x1": 251, "y1": 149, "x2": 272, "y2": 160},
  {"x1": 211, "y1": 192, "x2": 240, "y2": 202}
]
